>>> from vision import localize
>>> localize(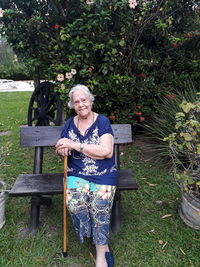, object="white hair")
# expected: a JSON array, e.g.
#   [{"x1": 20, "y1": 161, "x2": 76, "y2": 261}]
[{"x1": 68, "y1": 84, "x2": 95, "y2": 109}]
